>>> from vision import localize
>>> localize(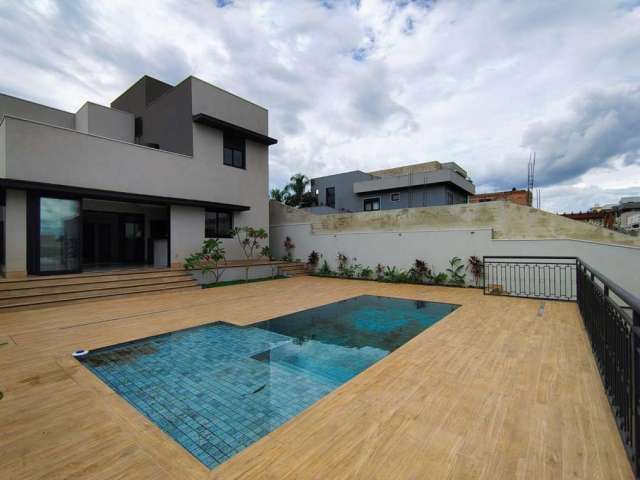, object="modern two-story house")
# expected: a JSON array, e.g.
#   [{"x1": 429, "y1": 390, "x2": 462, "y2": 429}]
[
  {"x1": 310, "y1": 161, "x2": 474, "y2": 213},
  {"x1": 0, "y1": 75, "x2": 276, "y2": 278}
]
